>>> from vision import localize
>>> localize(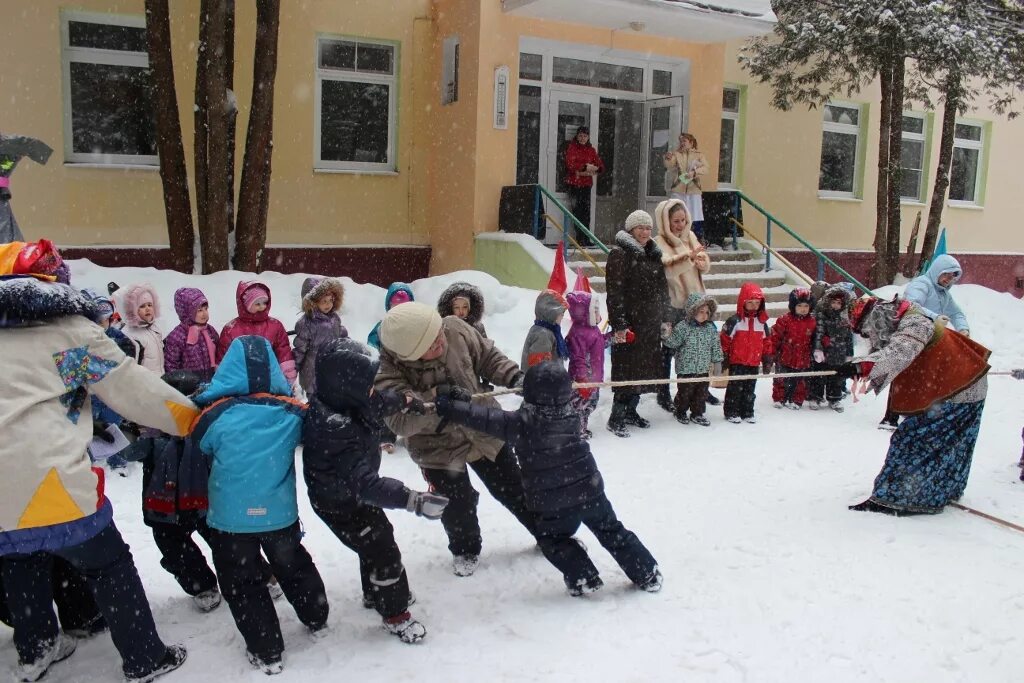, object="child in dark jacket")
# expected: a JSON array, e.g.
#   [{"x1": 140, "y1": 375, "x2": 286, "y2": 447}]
[
  {"x1": 521, "y1": 289, "x2": 569, "y2": 369},
  {"x1": 810, "y1": 284, "x2": 855, "y2": 411},
  {"x1": 191, "y1": 336, "x2": 327, "y2": 675},
  {"x1": 436, "y1": 362, "x2": 662, "y2": 597},
  {"x1": 163, "y1": 287, "x2": 219, "y2": 383},
  {"x1": 771, "y1": 288, "x2": 817, "y2": 410},
  {"x1": 302, "y1": 338, "x2": 447, "y2": 644},
  {"x1": 82, "y1": 288, "x2": 135, "y2": 470},
  {"x1": 566, "y1": 290, "x2": 606, "y2": 439},
  {"x1": 294, "y1": 277, "x2": 348, "y2": 400},
  {"x1": 720, "y1": 282, "x2": 773, "y2": 424}
]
